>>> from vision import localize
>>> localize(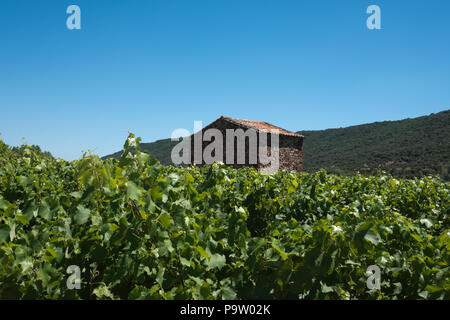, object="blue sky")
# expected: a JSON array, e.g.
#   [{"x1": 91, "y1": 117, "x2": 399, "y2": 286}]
[{"x1": 1, "y1": 0, "x2": 449, "y2": 160}]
